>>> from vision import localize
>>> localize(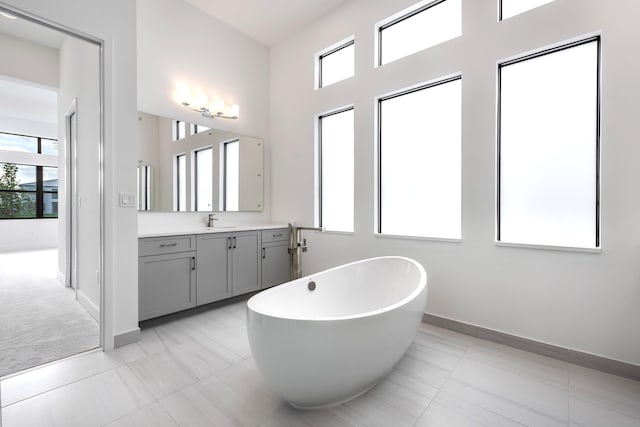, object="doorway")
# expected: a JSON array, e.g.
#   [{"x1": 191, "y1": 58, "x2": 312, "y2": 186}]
[{"x1": 0, "y1": 6, "x2": 104, "y2": 377}]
